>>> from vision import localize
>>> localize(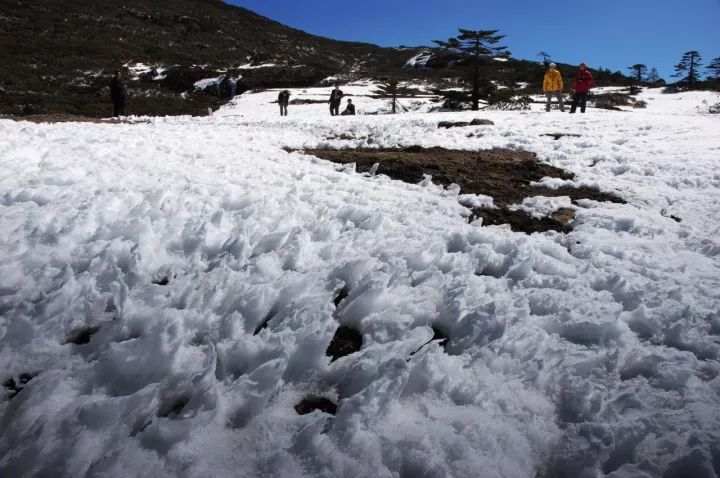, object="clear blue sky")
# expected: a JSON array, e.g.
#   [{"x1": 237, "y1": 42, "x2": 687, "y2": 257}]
[{"x1": 228, "y1": 0, "x2": 720, "y2": 80}]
